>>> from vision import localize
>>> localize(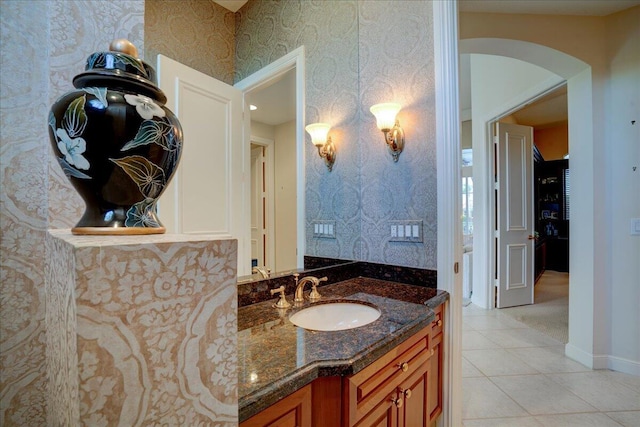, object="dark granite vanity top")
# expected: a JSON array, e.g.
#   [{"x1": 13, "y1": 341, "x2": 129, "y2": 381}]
[{"x1": 238, "y1": 277, "x2": 449, "y2": 422}]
